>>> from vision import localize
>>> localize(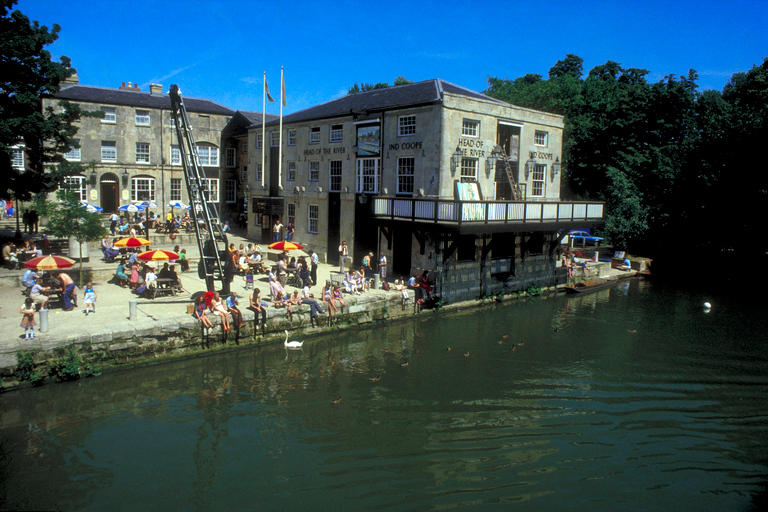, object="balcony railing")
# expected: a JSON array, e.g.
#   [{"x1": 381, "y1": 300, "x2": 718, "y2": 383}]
[{"x1": 373, "y1": 197, "x2": 603, "y2": 225}]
